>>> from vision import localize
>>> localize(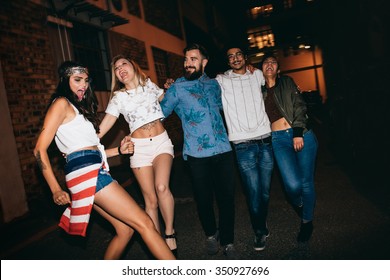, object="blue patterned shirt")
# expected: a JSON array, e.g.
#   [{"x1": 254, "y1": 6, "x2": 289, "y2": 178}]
[{"x1": 160, "y1": 74, "x2": 232, "y2": 160}]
